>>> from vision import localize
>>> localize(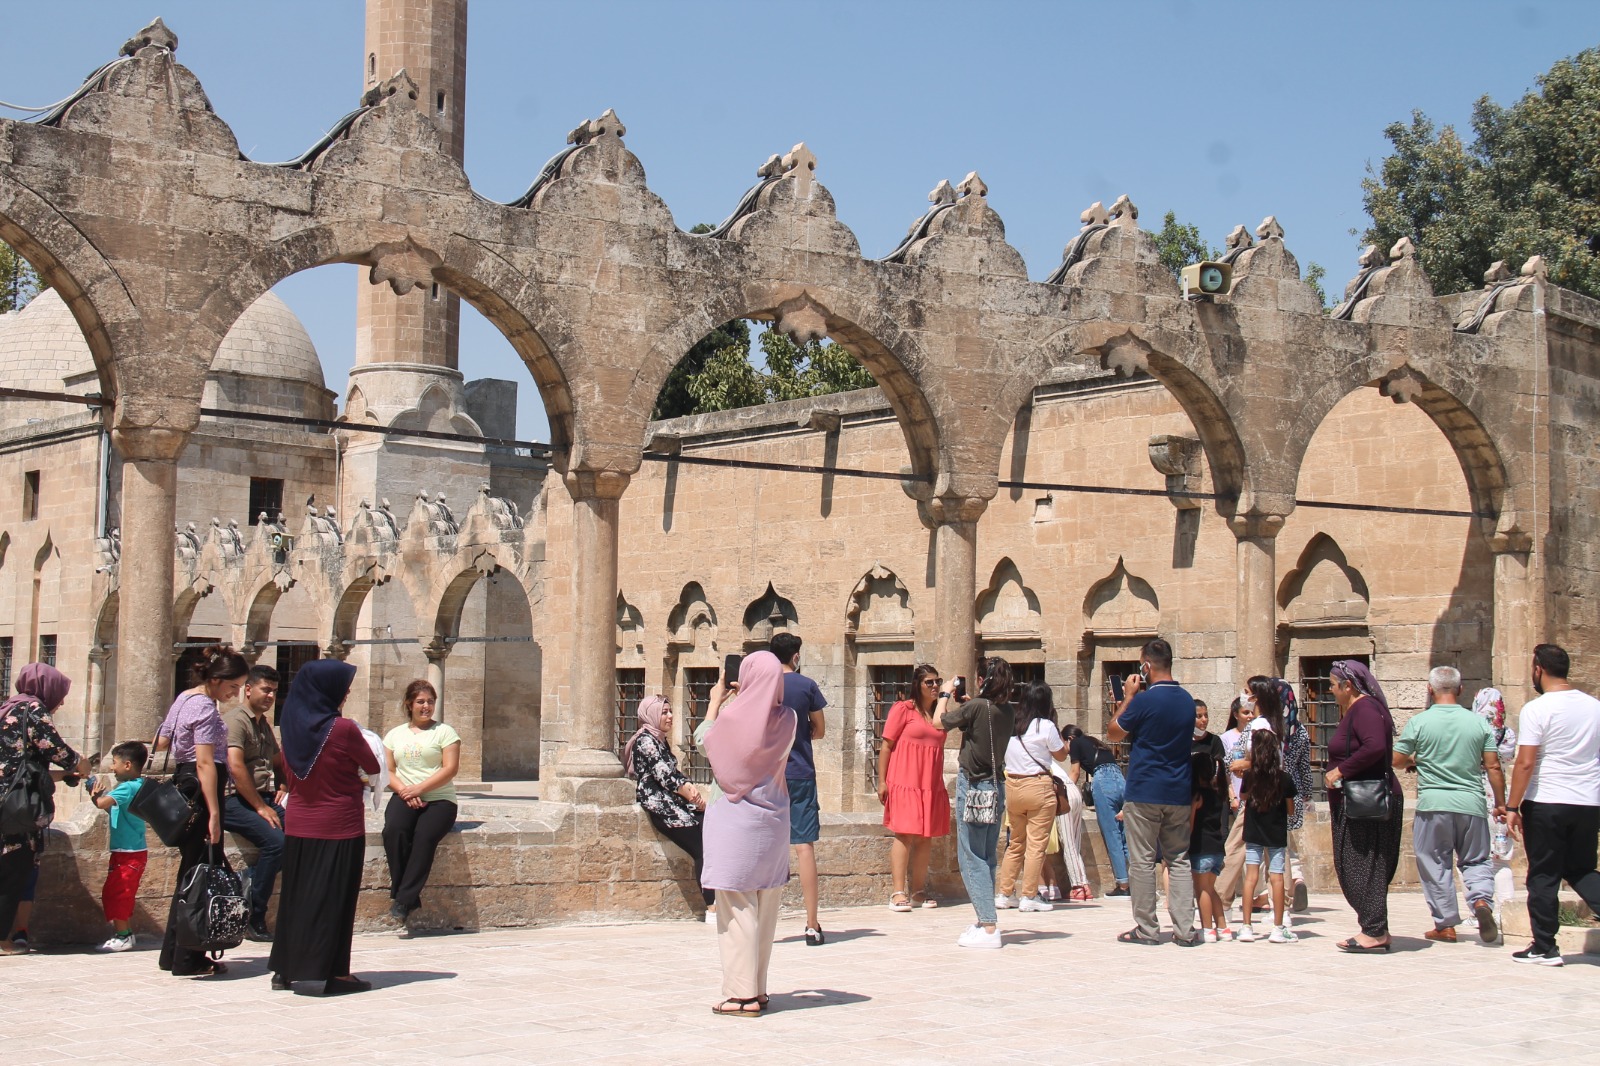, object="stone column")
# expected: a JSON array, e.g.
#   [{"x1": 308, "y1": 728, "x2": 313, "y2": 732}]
[
  {"x1": 424, "y1": 640, "x2": 448, "y2": 722},
  {"x1": 1231, "y1": 513, "x2": 1285, "y2": 685},
  {"x1": 926, "y1": 496, "x2": 987, "y2": 689},
  {"x1": 111, "y1": 430, "x2": 184, "y2": 744},
  {"x1": 83, "y1": 646, "x2": 109, "y2": 764},
  {"x1": 547, "y1": 470, "x2": 633, "y2": 805},
  {"x1": 1490, "y1": 530, "x2": 1544, "y2": 714}
]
